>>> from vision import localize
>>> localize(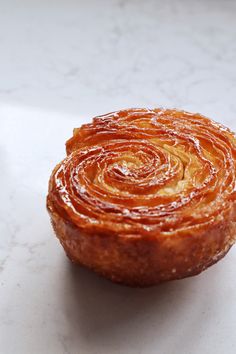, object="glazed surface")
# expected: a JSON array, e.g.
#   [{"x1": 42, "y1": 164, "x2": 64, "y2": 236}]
[{"x1": 50, "y1": 108, "x2": 236, "y2": 238}]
